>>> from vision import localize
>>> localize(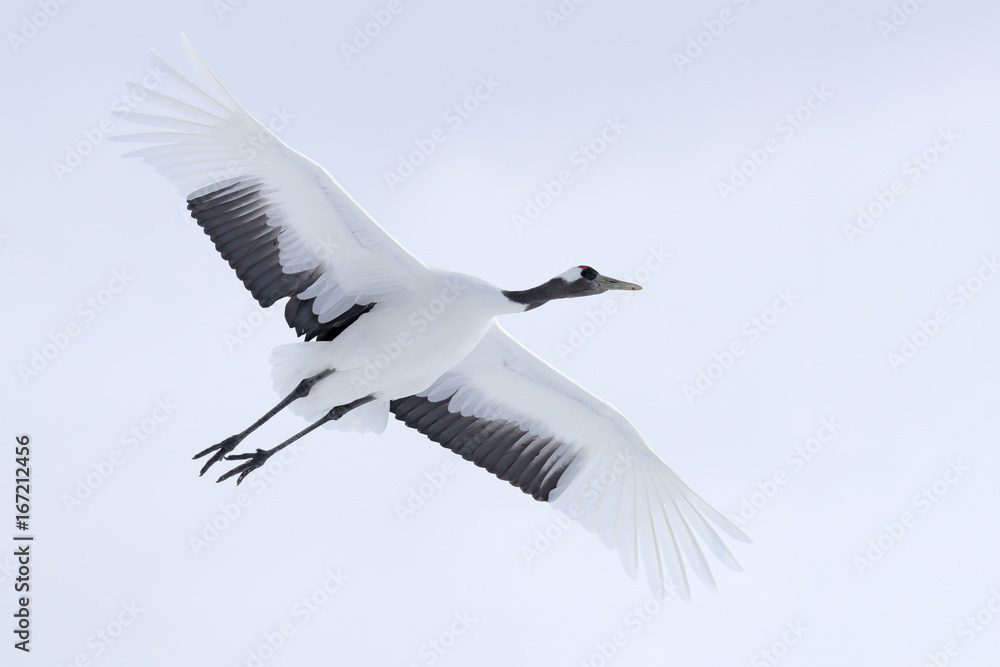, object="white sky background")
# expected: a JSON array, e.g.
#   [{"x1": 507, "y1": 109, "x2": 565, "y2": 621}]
[{"x1": 3, "y1": 0, "x2": 1000, "y2": 665}]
